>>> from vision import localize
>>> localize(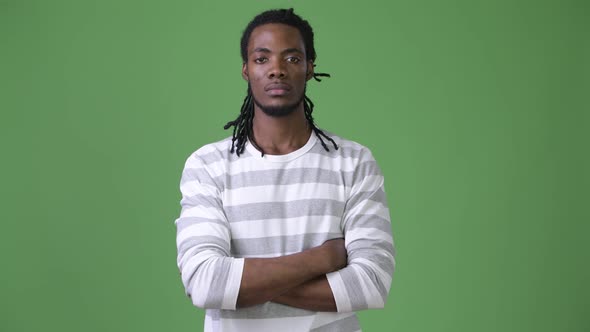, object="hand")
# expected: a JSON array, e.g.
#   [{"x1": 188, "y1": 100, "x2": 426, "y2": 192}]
[{"x1": 319, "y1": 238, "x2": 348, "y2": 273}]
